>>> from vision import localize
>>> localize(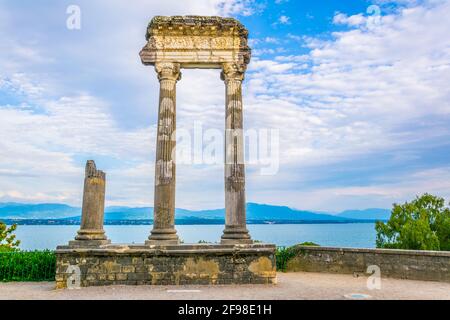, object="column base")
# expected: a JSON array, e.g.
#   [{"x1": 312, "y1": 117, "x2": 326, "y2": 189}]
[
  {"x1": 75, "y1": 229, "x2": 108, "y2": 241},
  {"x1": 68, "y1": 239, "x2": 111, "y2": 248},
  {"x1": 221, "y1": 225, "x2": 253, "y2": 244},
  {"x1": 145, "y1": 239, "x2": 180, "y2": 245},
  {"x1": 147, "y1": 228, "x2": 180, "y2": 245},
  {"x1": 220, "y1": 238, "x2": 254, "y2": 245}
]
